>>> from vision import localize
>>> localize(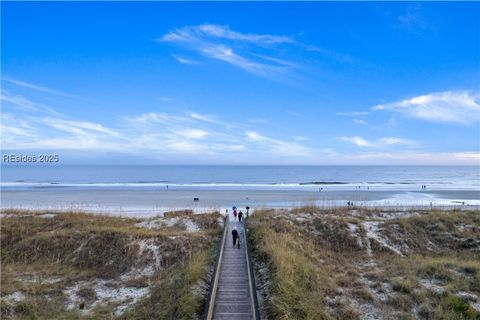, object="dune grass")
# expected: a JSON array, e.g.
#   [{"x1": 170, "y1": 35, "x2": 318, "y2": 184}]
[
  {"x1": 121, "y1": 248, "x2": 213, "y2": 320},
  {"x1": 1, "y1": 209, "x2": 222, "y2": 319},
  {"x1": 248, "y1": 207, "x2": 480, "y2": 320}
]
